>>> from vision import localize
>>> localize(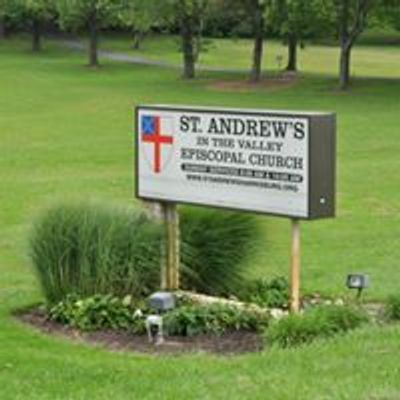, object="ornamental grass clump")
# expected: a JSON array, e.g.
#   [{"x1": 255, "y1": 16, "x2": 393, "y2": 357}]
[
  {"x1": 180, "y1": 207, "x2": 261, "y2": 296},
  {"x1": 265, "y1": 305, "x2": 369, "y2": 348},
  {"x1": 30, "y1": 203, "x2": 163, "y2": 304}
]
